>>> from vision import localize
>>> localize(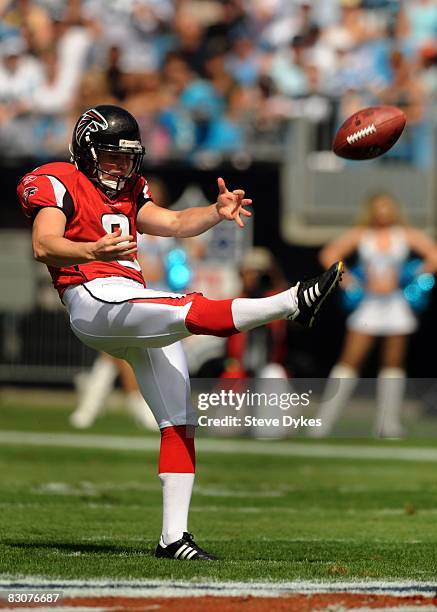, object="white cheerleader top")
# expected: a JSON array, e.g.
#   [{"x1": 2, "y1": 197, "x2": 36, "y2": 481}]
[{"x1": 358, "y1": 226, "x2": 409, "y2": 280}]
